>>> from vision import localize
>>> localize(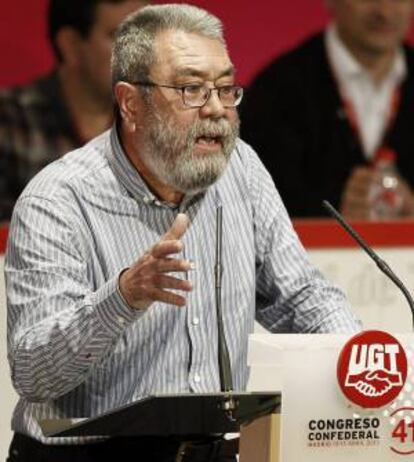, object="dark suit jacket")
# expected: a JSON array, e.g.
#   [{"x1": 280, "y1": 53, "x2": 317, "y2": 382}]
[{"x1": 241, "y1": 32, "x2": 414, "y2": 217}]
